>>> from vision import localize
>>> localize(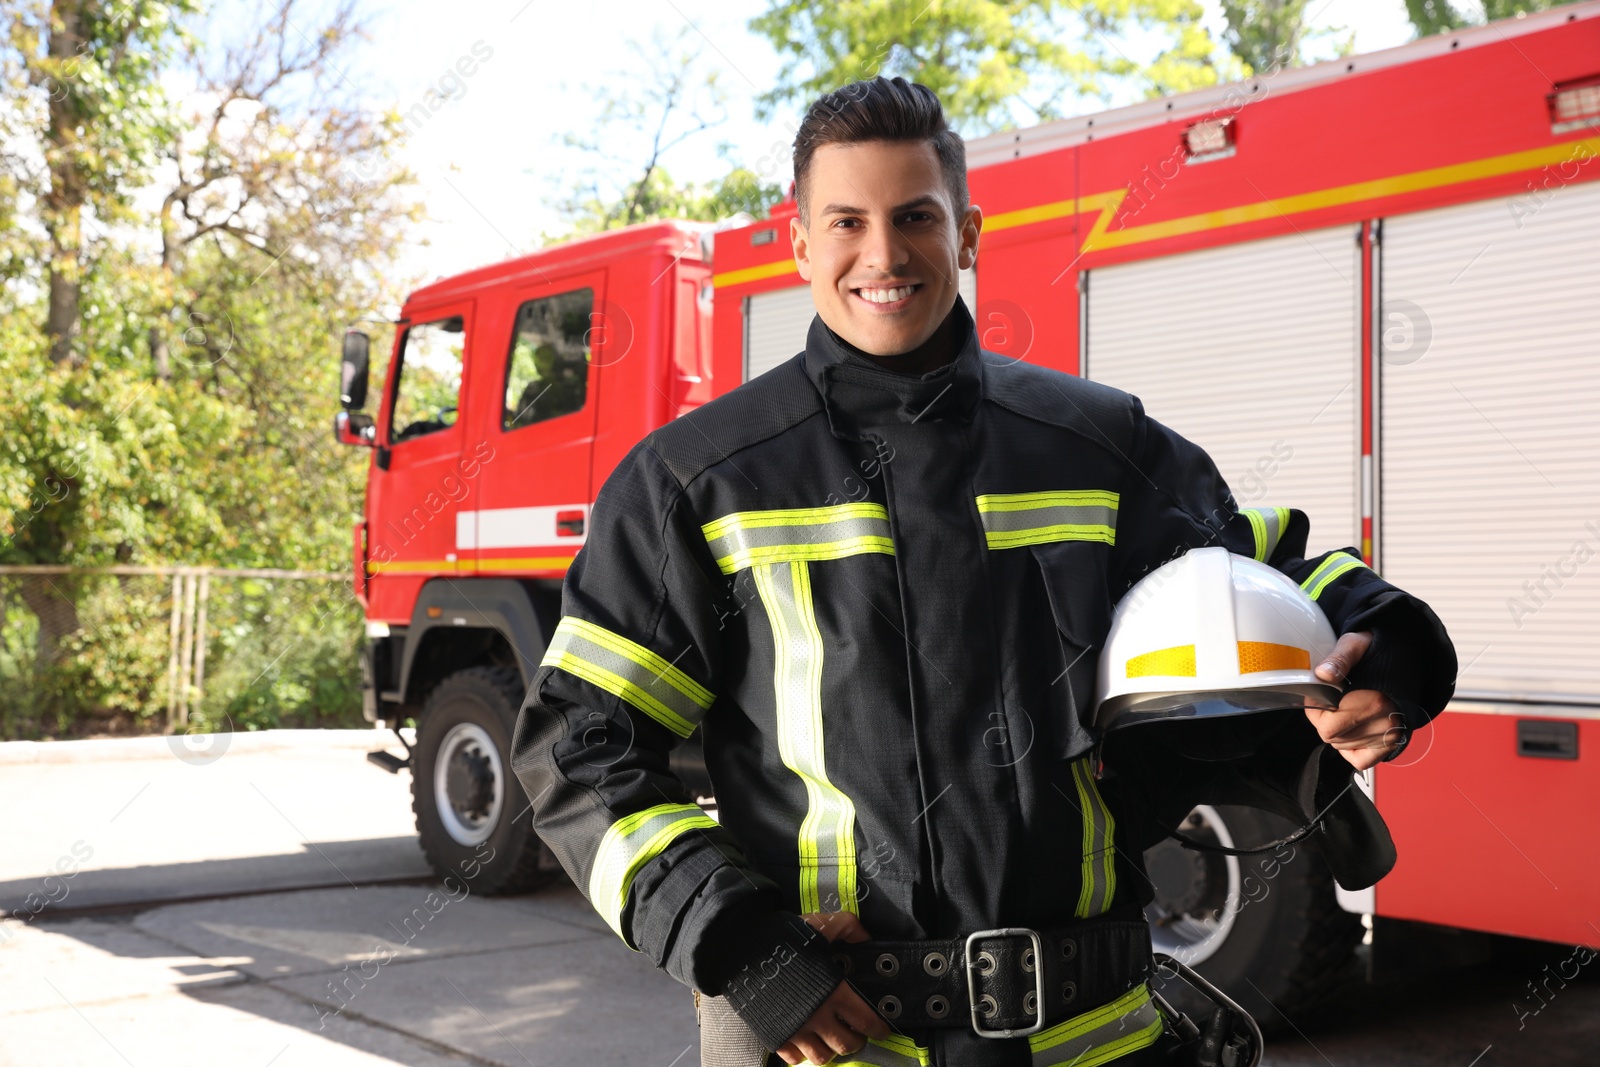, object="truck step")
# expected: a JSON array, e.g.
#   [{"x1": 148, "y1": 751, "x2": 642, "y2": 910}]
[{"x1": 366, "y1": 749, "x2": 409, "y2": 774}]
